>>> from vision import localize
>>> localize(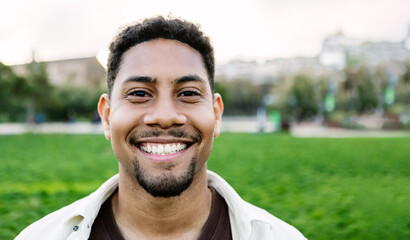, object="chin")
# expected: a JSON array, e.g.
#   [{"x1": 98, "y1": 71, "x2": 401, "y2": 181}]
[{"x1": 132, "y1": 155, "x2": 197, "y2": 198}]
